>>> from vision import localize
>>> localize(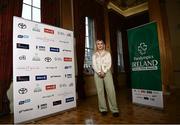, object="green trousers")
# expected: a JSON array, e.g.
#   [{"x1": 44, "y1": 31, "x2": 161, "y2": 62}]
[{"x1": 94, "y1": 70, "x2": 119, "y2": 113}]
